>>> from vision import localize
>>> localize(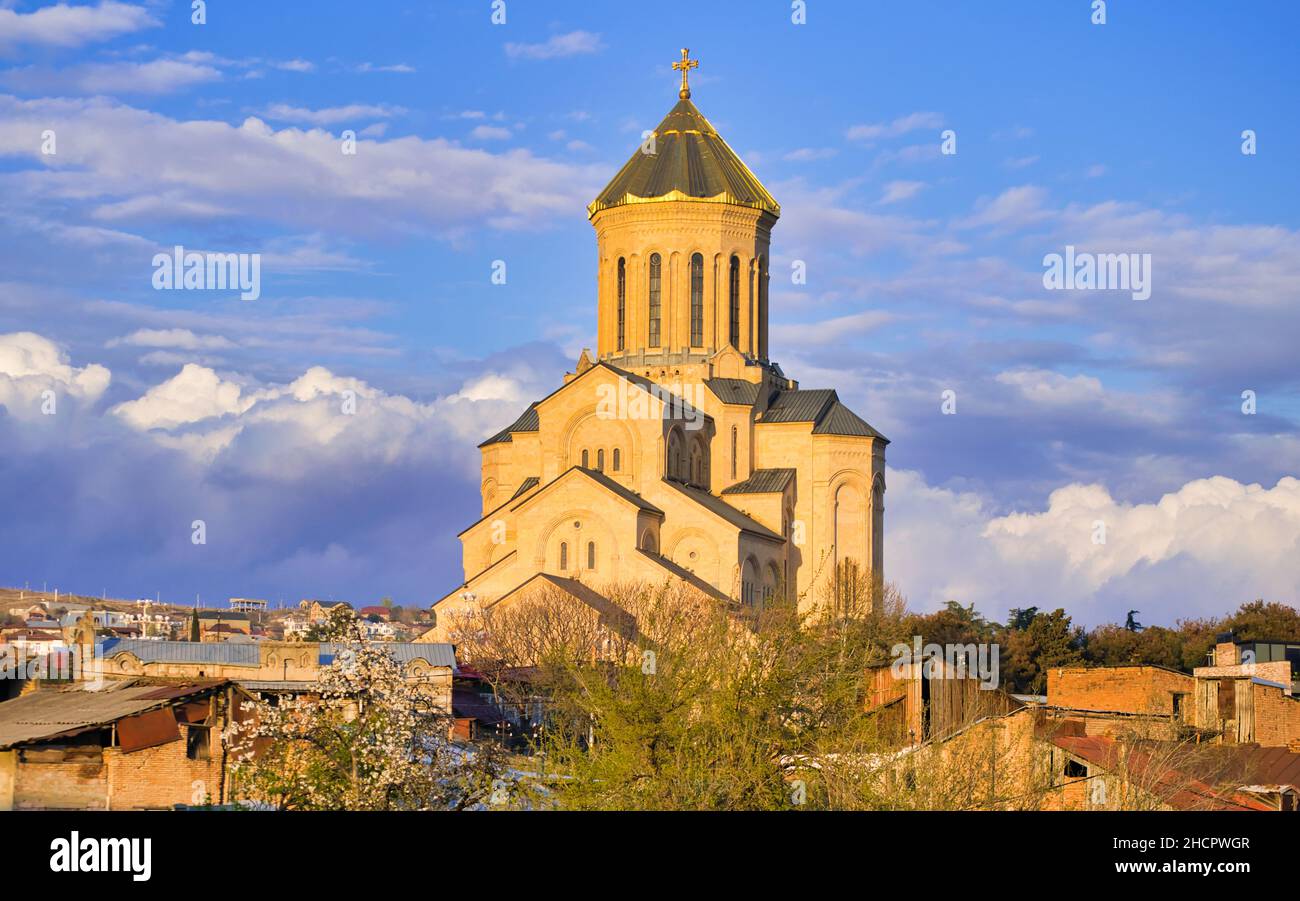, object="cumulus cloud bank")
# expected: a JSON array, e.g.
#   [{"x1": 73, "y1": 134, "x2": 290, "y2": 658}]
[{"x1": 887, "y1": 468, "x2": 1300, "y2": 623}]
